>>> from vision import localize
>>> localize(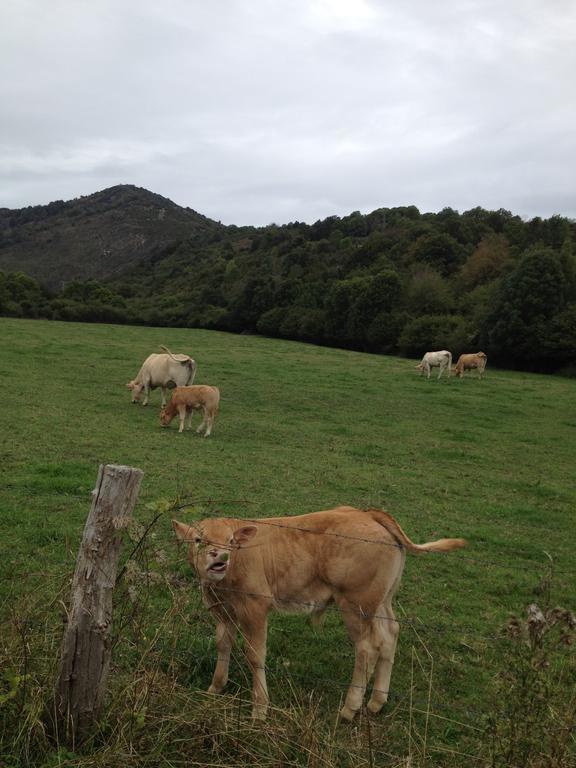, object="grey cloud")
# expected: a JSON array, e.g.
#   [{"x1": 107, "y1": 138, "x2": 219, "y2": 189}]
[{"x1": 1, "y1": 0, "x2": 575, "y2": 224}]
